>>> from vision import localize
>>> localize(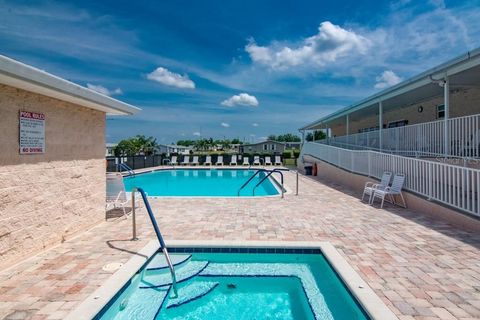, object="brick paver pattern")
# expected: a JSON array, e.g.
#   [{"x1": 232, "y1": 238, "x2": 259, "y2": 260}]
[{"x1": 0, "y1": 169, "x2": 479, "y2": 320}]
